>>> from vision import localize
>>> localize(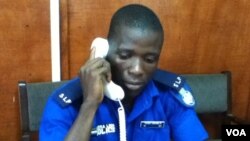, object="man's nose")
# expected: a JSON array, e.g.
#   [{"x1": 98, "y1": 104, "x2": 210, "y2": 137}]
[{"x1": 128, "y1": 57, "x2": 144, "y2": 77}]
